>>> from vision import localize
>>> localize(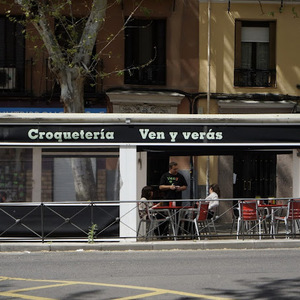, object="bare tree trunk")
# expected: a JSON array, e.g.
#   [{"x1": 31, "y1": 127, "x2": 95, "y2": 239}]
[
  {"x1": 59, "y1": 69, "x2": 85, "y2": 113},
  {"x1": 71, "y1": 157, "x2": 97, "y2": 201},
  {"x1": 60, "y1": 70, "x2": 97, "y2": 201}
]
